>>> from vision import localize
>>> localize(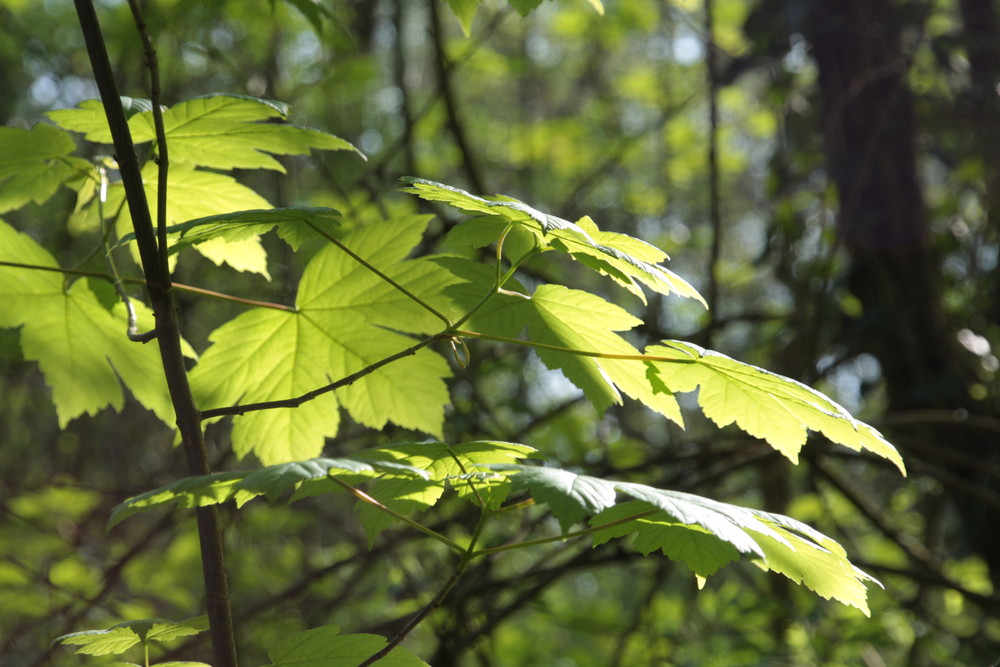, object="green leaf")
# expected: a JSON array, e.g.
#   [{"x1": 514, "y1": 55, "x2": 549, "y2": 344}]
[
  {"x1": 355, "y1": 441, "x2": 536, "y2": 541},
  {"x1": 443, "y1": 0, "x2": 479, "y2": 36},
  {"x1": 267, "y1": 625, "x2": 429, "y2": 666},
  {"x1": 108, "y1": 456, "x2": 426, "y2": 528},
  {"x1": 590, "y1": 502, "x2": 741, "y2": 578},
  {"x1": 189, "y1": 216, "x2": 454, "y2": 464},
  {"x1": 106, "y1": 163, "x2": 274, "y2": 277},
  {"x1": 117, "y1": 206, "x2": 341, "y2": 253},
  {"x1": 0, "y1": 220, "x2": 177, "y2": 427},
  {"x1": 49, "y1": 99, "x2": 134, "y2": 140},
  {"x1": 273, "y1": 0, "x2": 334, "y2": 34},
  {"x1": 0, "y1": 123, "x2": 90, "y2": 213},
  {"x1": 441, "y1": 274, "x2": 683, "y2": 423},
  {"x1": 501, "y1": 465, "x2": 879, "y2": 614},
  {"x1": 51, "y1": 94, "x2": 363, "y2": 171},
  {"x1": 400, "y1": 177, "x2": 704, "y2": 305},
  {"x1": 645, "y1": 340, "x2": 906, "y2": 473},
  {"x1": 53, "y1": 616, "x2": 208, "y2": 656}
]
